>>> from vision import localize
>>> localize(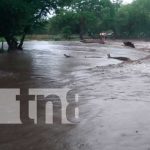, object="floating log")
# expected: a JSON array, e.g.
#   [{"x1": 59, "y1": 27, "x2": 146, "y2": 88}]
[{"x1": 107, "y1": 54, "x2": 131, "y2": 61}]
